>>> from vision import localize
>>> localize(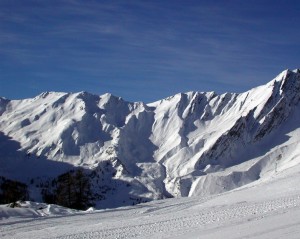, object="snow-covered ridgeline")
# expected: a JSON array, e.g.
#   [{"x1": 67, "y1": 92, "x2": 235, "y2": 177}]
[{"x1": 0, "y1": 69, "x2": 300, "y2": 208}]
